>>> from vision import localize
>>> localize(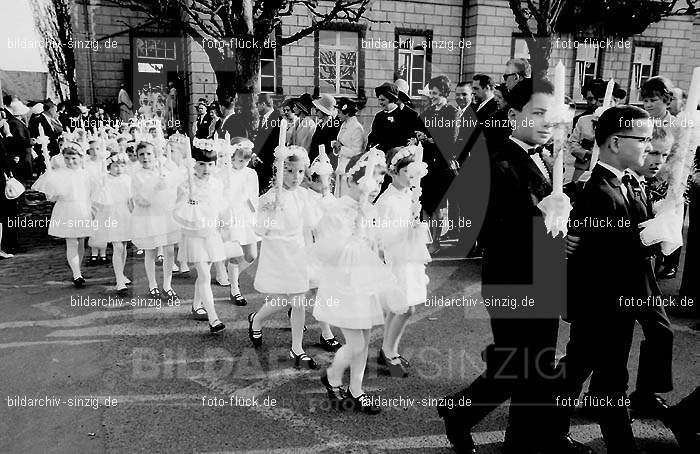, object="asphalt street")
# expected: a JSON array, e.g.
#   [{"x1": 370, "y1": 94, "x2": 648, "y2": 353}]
[{"x1": 0, "y1": 229, "x2": 697, "y2": 453}]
